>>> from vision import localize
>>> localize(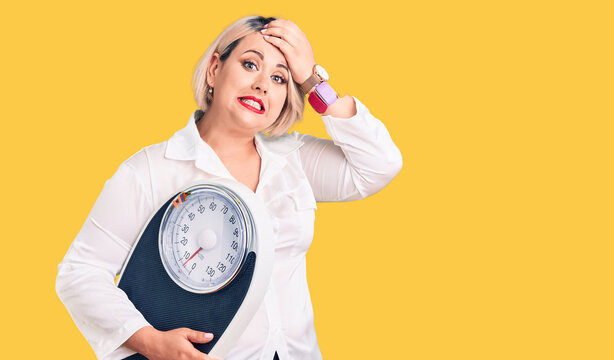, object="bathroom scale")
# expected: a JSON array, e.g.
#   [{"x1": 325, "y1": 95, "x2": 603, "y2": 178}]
[{"x1": 116, "y1": 178, "x2": 274, "y2": 359}]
